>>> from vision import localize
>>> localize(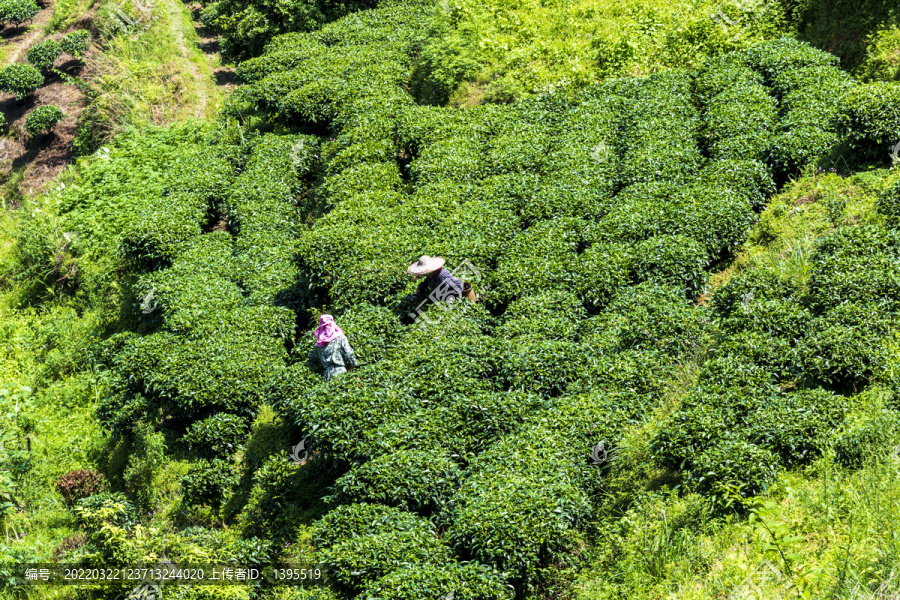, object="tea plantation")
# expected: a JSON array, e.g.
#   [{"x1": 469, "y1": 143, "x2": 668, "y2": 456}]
[{"x1": 1, "y1": 0, "x2": 900, "y2": 598}]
